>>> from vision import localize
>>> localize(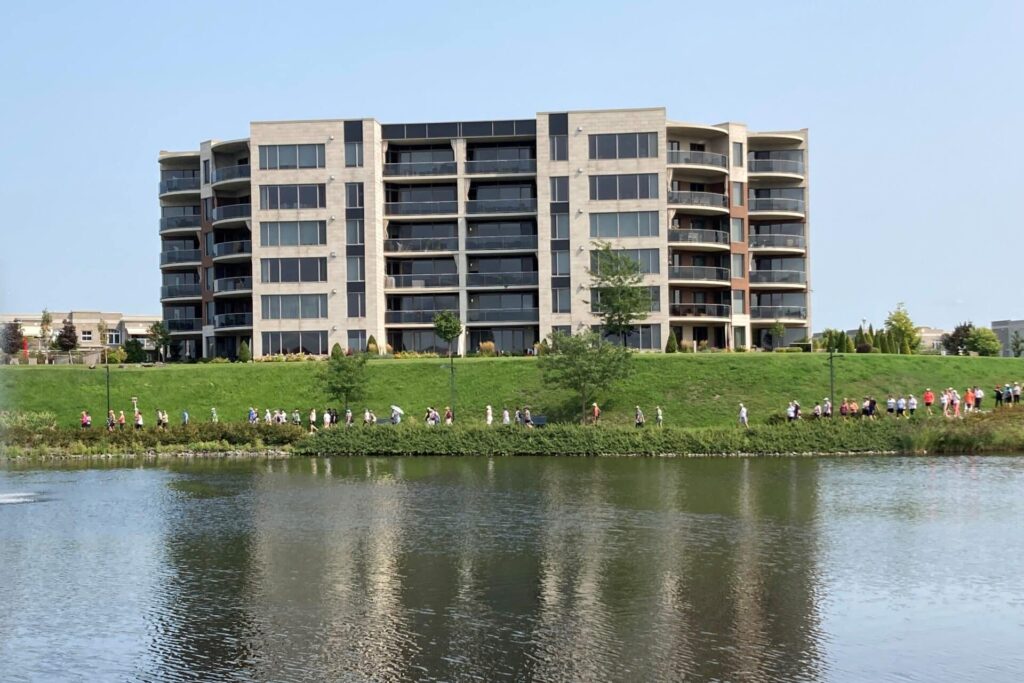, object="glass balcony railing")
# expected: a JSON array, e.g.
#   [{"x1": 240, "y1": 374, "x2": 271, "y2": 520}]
[
  {"x1": 749, "y1": 270, "x2": 806, "y2": 285},
  {"x1": 211, "y1": 164, "x2": 251, "y2": 184},
  {"x1": 385, "y1": 310, "x2": 445, "y2": 324},
  {"x1": 749, "y1": 234, "x2": 806, "y2": 249},
  {"x1": 465, "y1": 235, "x2": 538, "y2": 251},
  {"x1": 668, "y1": 266, "x2": 731, "y2": 282},
  {"x1": 214, "y1": 313, "x2": 253, "y2": 329},
  {"x1": 464, "y1": 159, "x2": 537, "y2": 174},
  {"x1": 383, "y1": 161, "x2": 457, "y2": 176},
  {"x1": 465, "y1": 198, "x2": 538, "y2": 214},
  {"x1": 210, "y1": 203, "x2": 252, "y2": 223},
  {"x1": 159, "y1": 249, "x2": 201, "y2": 266},
  {"x1": 669, "y1": 303, "x2": 731, "y2": 318},
  {"x1": 159, "y1": 215, "x2": 201, "y2": 232},
  {"x1": 160, "y1": 284, "x2": 201, "y2": 299},
  {"x1": 213, "y1": 240, "x2": 253, "y2": 258},
  {"x1": 383, "y1": 237, "x2": 458, "y2": 253},
  {"x1": 165, "y1": 318, "x2": 202, "y2": 333},
  {"x1": 666, "y1": 150, "x2": 727, "y2": 168},
  {"x1": 159, "y1": 177, "x2": 200, "y2": 194},
  {"x1": 748, "y1": 159, "x2": 805, "y2": 175},
  {"x1": 385, "y1": 274, "x2": 460, "y2": 288},
  {"x1": 465, "y1": 272, "x2": 539, "y2": 287},
  {"x1": 667, "y1": 229, "x2": 730, "y2": 246},
  {"x1": 385, "y1": 201, "x2": 458, "y2": 216},
  {"x1": 751, "y1": 306, "x2": 807, "y2": 320},
  {"x1": 667, "y1": 191, "x2": 729, "y2": 209},
  {"x1": 466, "y1": 308, "x2": 540, "y2": 322},
  {"x1": 748, "y1": 197, "x2": 806, "y2": 214},
  {"x1": 213, "y1": 276, "x2": 253, "y2": 293}
]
